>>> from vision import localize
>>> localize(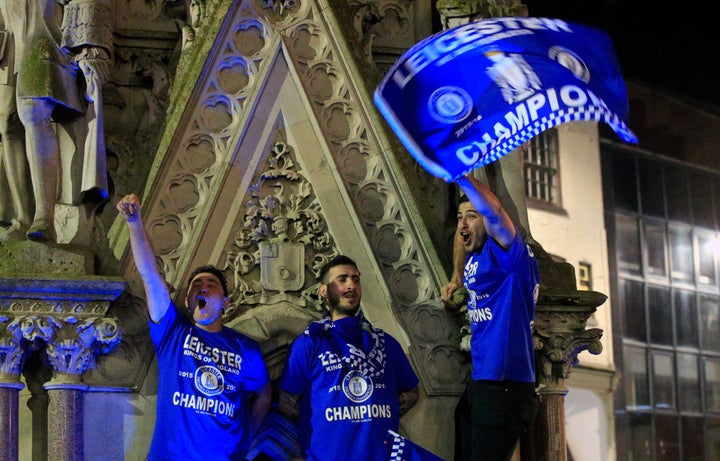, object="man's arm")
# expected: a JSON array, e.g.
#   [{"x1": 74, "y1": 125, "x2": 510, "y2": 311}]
[
  {"x1": 456, "y1": 174, "x2": 515, "y2": 248},
  {"x1": 278, "y1": 389, "x2": 302, "y2": 422},
  {"x1": 399, "y1": 387, "x2": 419, "y2": 416},
  {"x1": 276, "y1": 390, "x2": 306, "y2": 460},
  {"x1": 440, "y1": 228, "x2": 466, "y2": 310},
  {"x1": 248, "y1": 382, "x2": 272, "y2": 436},
  {"x1": 116, "y1": 193, "x2": 171, "y2": 323}
]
